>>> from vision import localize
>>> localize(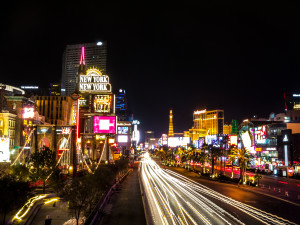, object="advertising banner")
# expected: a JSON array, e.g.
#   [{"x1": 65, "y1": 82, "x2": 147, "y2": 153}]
[
  {"x1": 118, "y1": 126, "x2": 129, "y2": 134},
  {"x1": 118, "y1": 135, "x2": 128, "y2": 143},
  {"x1": 94, "y1": 116, "x2": 116, "y2": 134},
  {"x1": 93, "y1": 94, "x2": 113, "y2": 113},
  {"x1": 168, "y1": 137, "x2": 190, "y2": 147}
]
